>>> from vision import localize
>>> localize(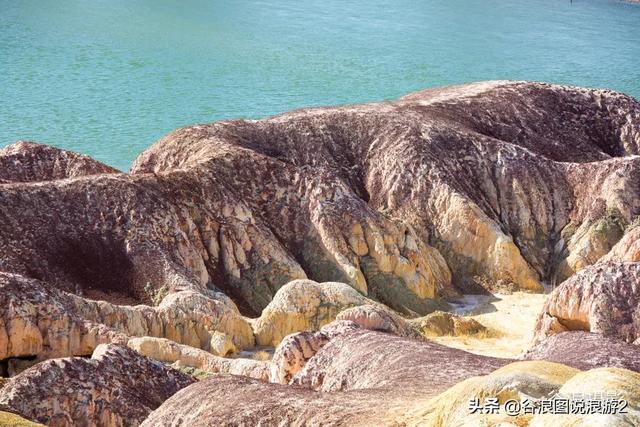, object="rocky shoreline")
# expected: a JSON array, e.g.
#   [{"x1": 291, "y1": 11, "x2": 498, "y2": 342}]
[{"x1": 0, "y1": 81, "x2": 639, "y2": 426}]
